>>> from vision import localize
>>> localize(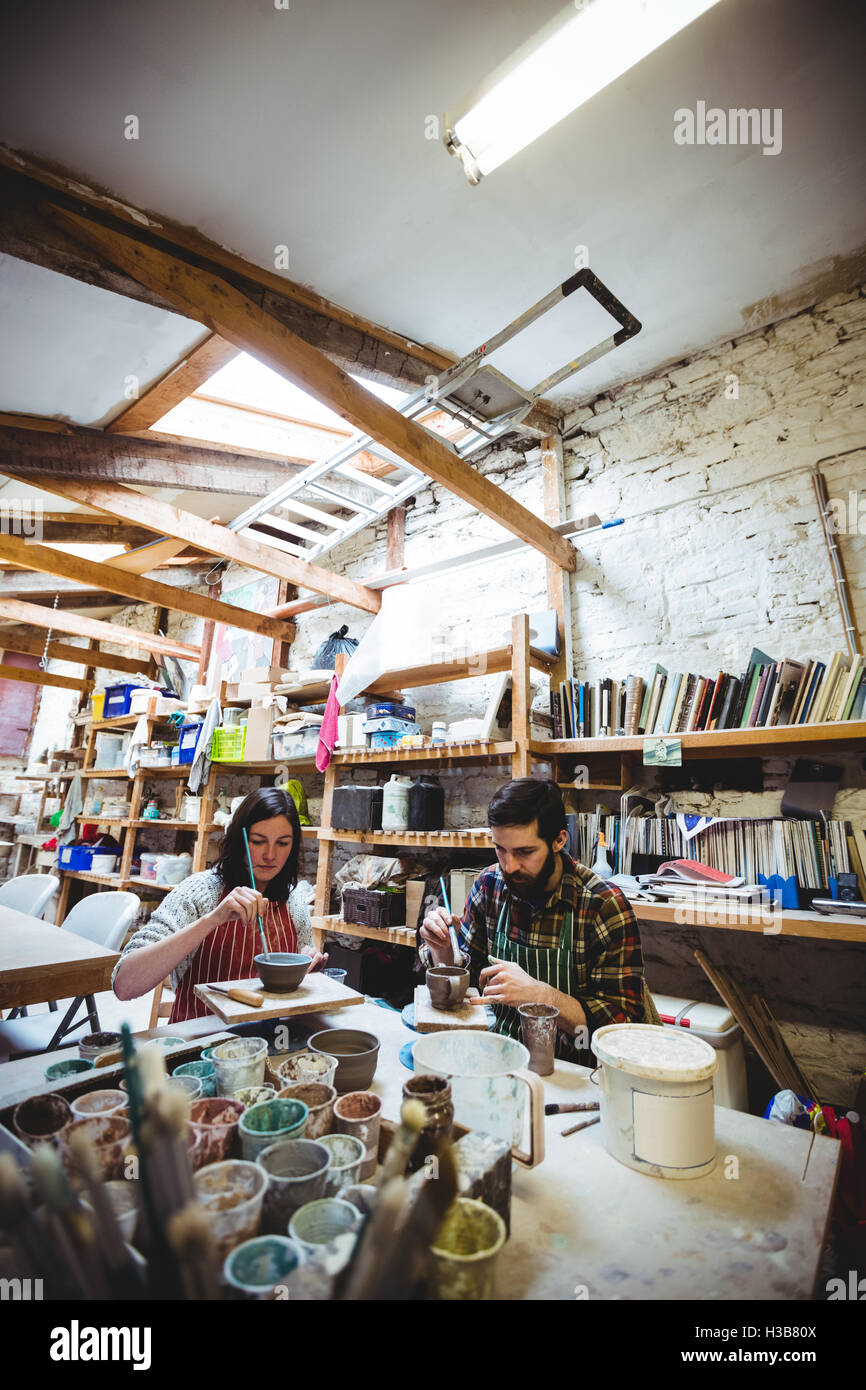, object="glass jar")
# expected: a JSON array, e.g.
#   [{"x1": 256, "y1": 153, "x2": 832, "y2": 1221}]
[{"x1": 402, "y1": 1073, "x2": 454, "y2": 1173}]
